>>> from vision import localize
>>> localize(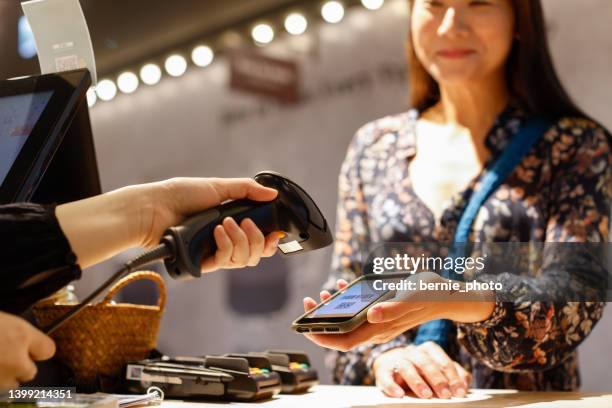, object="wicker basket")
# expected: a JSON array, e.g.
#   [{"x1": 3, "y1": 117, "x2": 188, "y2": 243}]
[{"x1": 32, "y1": 271, "x2": 166, "y2": 385}]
